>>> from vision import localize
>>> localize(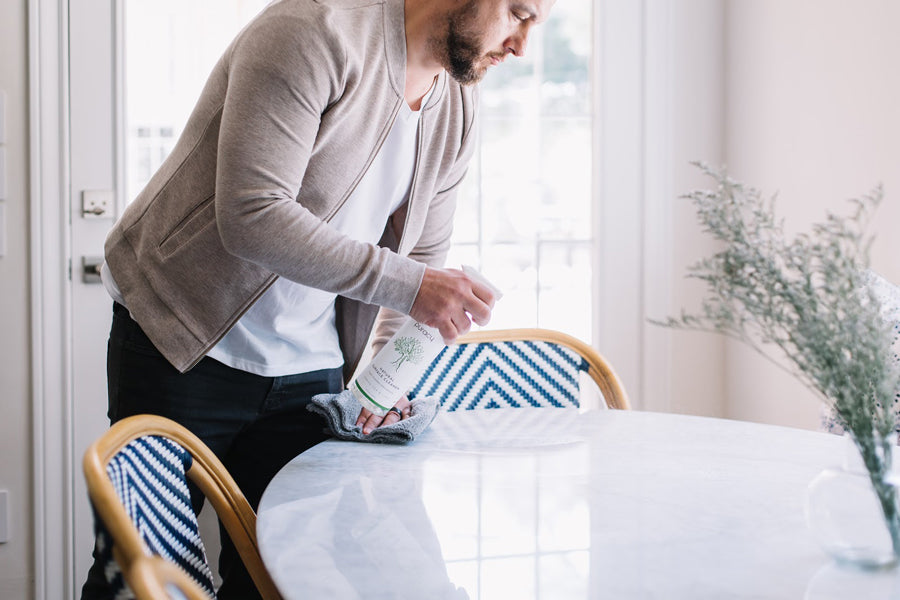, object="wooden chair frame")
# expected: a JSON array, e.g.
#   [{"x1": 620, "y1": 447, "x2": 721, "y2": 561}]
[
  {"x1": 454, "y1": 328, "x2": 631, "y2": 410},
  {"x1": 127, "y1": 556, "x2": 211, "y2": 600},
  {"x1": 83, "y1": 414, "x2": 283, "y2": 600}
]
